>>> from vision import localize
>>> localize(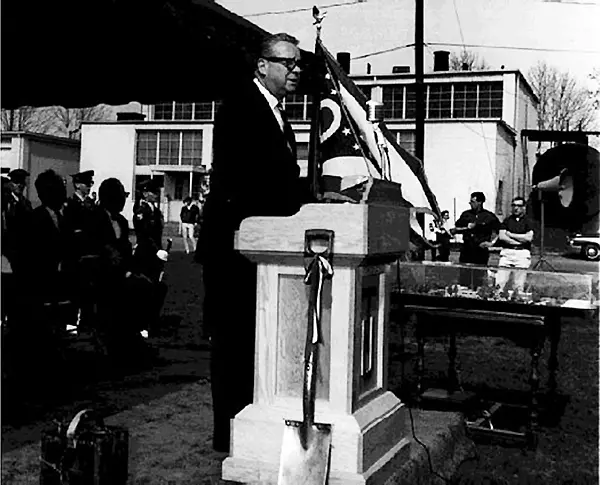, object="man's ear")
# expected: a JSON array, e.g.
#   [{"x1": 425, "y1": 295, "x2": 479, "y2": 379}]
[{"x1": 256, "y1": 58, "x2": 268, "y2": 77}]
